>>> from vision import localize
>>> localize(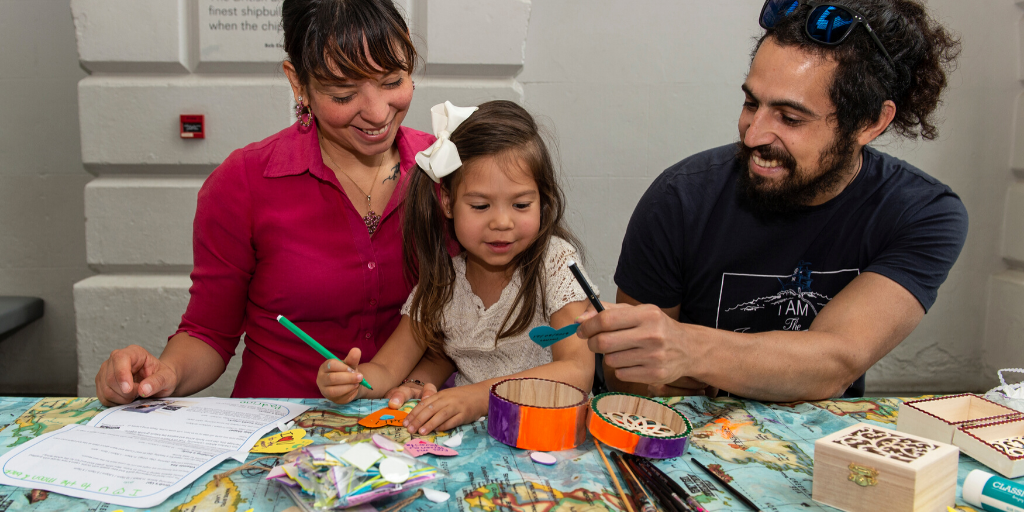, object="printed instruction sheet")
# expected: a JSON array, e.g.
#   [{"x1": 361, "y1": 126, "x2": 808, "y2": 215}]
[{"x1": 0, "y1": 397, "x2": 308, "y2": 508}]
